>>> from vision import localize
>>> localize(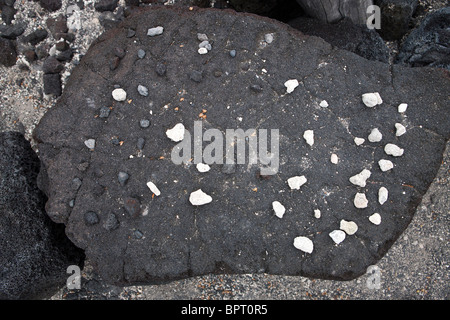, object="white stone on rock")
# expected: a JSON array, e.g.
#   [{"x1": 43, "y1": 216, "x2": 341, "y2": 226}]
[
  {"x1": 395, "y1": 123, "x2": 406, "y2": 136},
  {"x1": 384, "y1": 143, "x2": 404, "y2": 157},
  {"x1": 368, "y1": 128, "x2": 382, "y2": 142},
  {"x1": 398, "y1": 103, "x2": 408, "y2": 113},
  {"x1": 303, "y1": 130, "x2": 314, "y2": 146},
  {"x1": 166, "y1": 123, "x2": 185, "y2": 142},
  {"x1": 369, "y1": 213, "x2": 382, "y2": 225},
  {"x1": 354, "y1": 192, "x2": 368, "y2": 208},
  {"x1": 293, "y1": 236, "x2": 313, "y2": 254},
  {"x1": 329, "y1": 230, "x2": 346, "y2": 244},
  {"x1": 196, "y1": 163, "x2": 211, "y2": 172},
  {"x1": 146, "y1": 181, "x2": 161, "y2": 196},
  {"x1": 112, "y1": 88, "x2": 127, "y2": 101},
  {"x1": 340, "y1": 220, "x2": 358, "y2": 235},
  {"x1": 284, "y1": 79, "x2": 299, "y2": 94},
  {"x1": 378, "y1": 187, "x2": 388, "y2": 205},
  {"x1": 189, "y1": 189, "x2": 212, "y2": 206},
  {"x1": 272, "y1": 201, "x2": 286, "y2": 218},
  {"x1": 378, "y1": 159, "x2": 394, "y2": 172},
  {"x1": 265, "y1": 33, "x2": 274, "y2": 43},
  {"x1": 84, "y1": 139, "x2": 95, "y2": 149},
  {"x1": 362, "y1": 92, "x2": 382, "y2": 107},
  {"x1": 287, "y1": 175, "x2": 307, "y2": 190},
  {"x1": 147, "y1": 26, "x2": 164, "y2": 36},
  {"x1": 198, "y1": 47, "x2": 208, "y2": 55},
  {"x1": 330, "y1": 153, "x2": 338, "y2": 164},
  {"x1": 319, "y1": 100, "x2": 329, "y2": 108},
  {"x1": 314, "y1": 209, "x2": 321, "y2": 219},
  {"x1": 349, "y1": 169, "x2": 371, "y2": 187},
  {"x1": 197, "y1": 33, "x2": 208, "y2": 41},
  {"x1": 354, "y1": 137, "x2": 365, "y2": 145}
]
